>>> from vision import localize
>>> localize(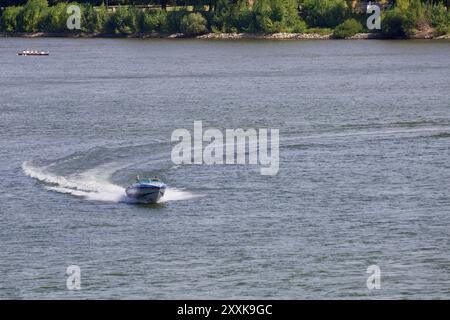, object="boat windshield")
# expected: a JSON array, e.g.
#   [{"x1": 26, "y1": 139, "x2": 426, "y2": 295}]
[{"x1": 138, "y1": 178, "x2": 161, "y2": 184}]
